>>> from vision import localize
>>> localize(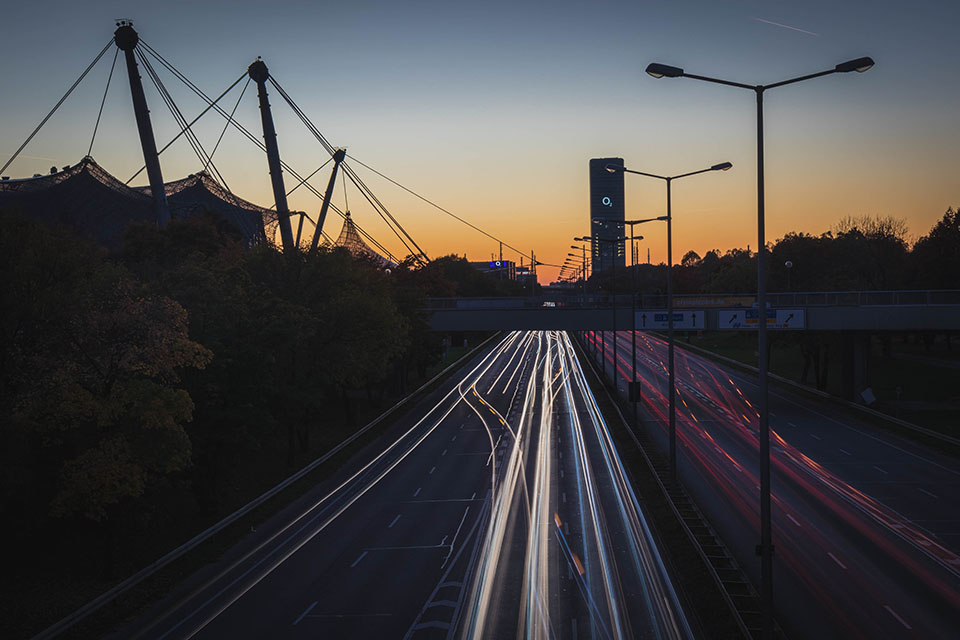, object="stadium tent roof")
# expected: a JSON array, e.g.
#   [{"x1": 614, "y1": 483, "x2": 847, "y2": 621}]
[
  {"x1": 332, "y1": 211, "x2": 396, "y2": 268},
  {"x1": 0, "y1": 156, "x2": 277, "y2": 249}
]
